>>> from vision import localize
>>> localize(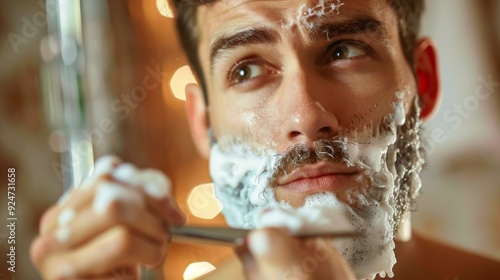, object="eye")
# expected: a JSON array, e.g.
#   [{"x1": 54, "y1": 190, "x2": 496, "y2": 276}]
[
  {"x1": 325, "y1": 42, "x2": 369, "y2": 63},
  {"x1": 228, "y1": 60, "x2": 277, "y2": 86}
]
